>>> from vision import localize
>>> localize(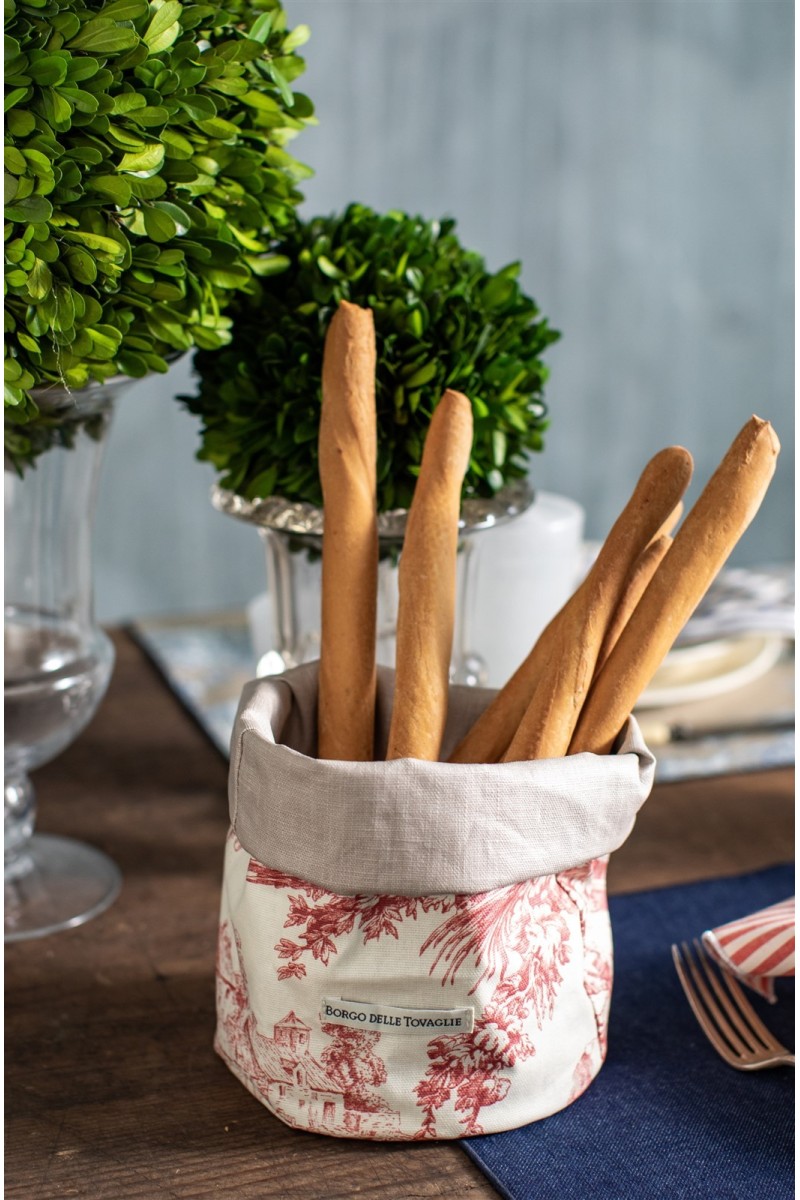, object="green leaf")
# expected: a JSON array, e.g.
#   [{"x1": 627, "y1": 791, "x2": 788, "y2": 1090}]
[
  {"x1": 289, "y1": 92, "x2": 313, "y2": 119},
  {"x1": 111, "y1": 92, "x2": 147, "y2": 114},
  {"x1": 481, "y1": 274, "x2": 516, "y2": 309},
  {"x1": 143, "y1": 0, "x2": 183, "y2": 43},
  {"x1": 150, "y1": 200, "x2": 189, "y2": 233},
  {"x1": 404, "y1": 361, "x2": 437, "y2": 387},
  {"x1": 206, "y1": 264, "x2": 249, "y2": 288},
  {"x1": 65, "y1": 56, "x2": 99, "y2": 83},
  {"x1": 87, "y1": 175, "x2": 133, "y2": 204},
  {"x1": 127, "y1": 174, "x2": 167, "y2": 199},
  {"x1": 22, "y1": 149, "x2": 55, "y2": 177},
  {"x1": 268, "y1": 64, "x2": 293, "y2": 108},
  {"x1": 34, "y1": 89, "x2": 73, "y2": 128},
  {"x1": 118, "y1": 143, "x2": 165, "y2": 173},
  {"x1": 145, "y1": 20, "x2": 181, "y2": 54},
  {"x1": 282, "y1": 24, "x2": 310, "y2": 52},
  {"x1": 249, "y1": 253, "x2": 290, "y2": 276},
  {"x1": 4, "y1": 147, "x2": 27, "y2": 175},
  {"x1": 5, "y1": 193, "x2": 53, "y2": 223},
  {"x1": 195, "y1": 115, "x2": 241, "y2": 139},
  {"x1": 62, "y1": 229, "x2": 126, "y2": 256},
  {"x1": 6, "y1": 109, "x2": 36, "y2": 136},
  {"x1": 248, "y1": 12, "x2": 274, "y2": 42},
  {"x1": 101, "y1": 0, "x2": 150, "y2": 18},
  {"x1": 175, "y1": 93, "x2": 216, "y2": 121},
  {"x1": 52, "y1": 12, "x2": 82, "y2": 41},
  {"x1": 4, "y1": 87, "x2": 30, "y2": 112},
  {"x1": 116, "y1": 349, "x2": 150, "y2": 376},
  {"x1": 27, "y1": 258, "x2": 53, "y2": 299},
  {"x1": 64, "y1": 245, "x2": 99, "y2": 283},
  {"x1": 67, "y1": 20, "x2": 140, "y2": 53},
  {"x1": 87, "y1": 325, "x2": 123, "y2": 358},
  {"x1": 27, "y1": 55, "x2": 69, "y2": 87},
  {"x1": 406, "y1": 308, "x2": 424, "y2": 338},
  {"x1": 127, "y1": 105, "x2": 169, "y2": 126},
  {"x1": 316, "y1": 254, "x2": 343, "y2": 280},
  {"x1": 143, "y1": 204, "x2": 177, "y2": 242},
  {"x1": 241, "y1": 90, "x2": 282, "y2": 114},
  {"x1": 58, "y1": 86, "x2": 100, "y2": 113},
  {"x1": 244, "y1": 465, "x2": 278, "y2": 498},
  {"x1": 160, "y1": 128, "x2": 193, "y2": 159}
]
